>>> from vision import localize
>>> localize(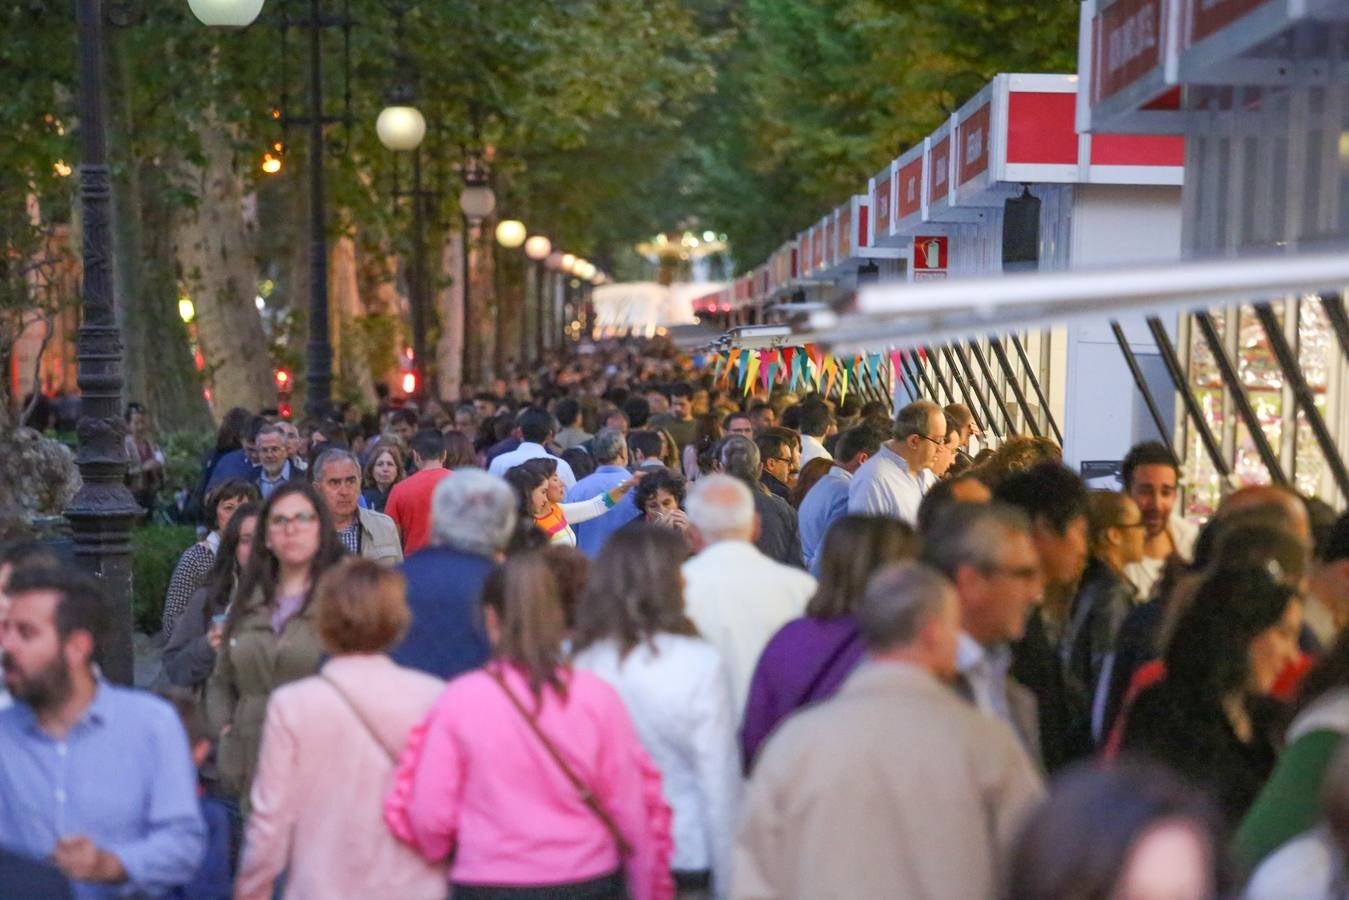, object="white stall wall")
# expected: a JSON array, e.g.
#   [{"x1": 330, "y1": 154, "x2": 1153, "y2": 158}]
[{"x1": 1052, "y1": 184, "x2": 1184, "y2": 470}]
